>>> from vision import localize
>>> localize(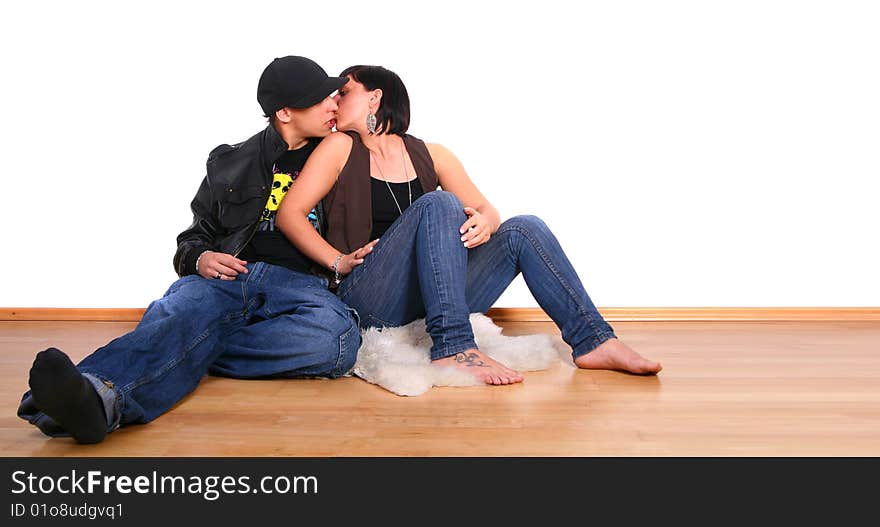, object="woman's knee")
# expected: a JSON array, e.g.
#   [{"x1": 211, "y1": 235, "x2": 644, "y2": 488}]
[
  {"x1": 414, "y1": 190, "x2": 464, "y2": 214},
  {"x1": 502, "y1": 215, "x2": 550, "y2": 237}
]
